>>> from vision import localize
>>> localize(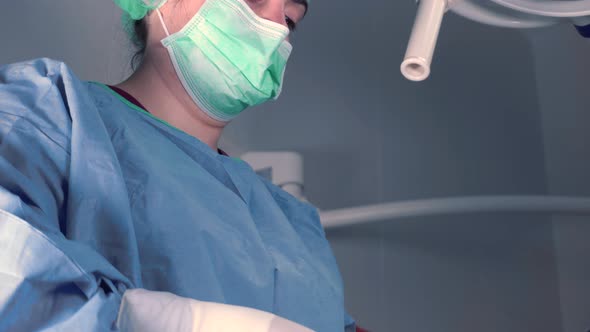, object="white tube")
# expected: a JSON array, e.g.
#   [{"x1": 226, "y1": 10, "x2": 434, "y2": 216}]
[
  {"x1": 401, "y1": 0, "x2": 447, "y2": 81},
  {"x1": 450, "y1": 0, "x2": 558, "y2": 28},
  {"x1": 319, "y1": 195, "x2": 590, "y2": 229}
]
